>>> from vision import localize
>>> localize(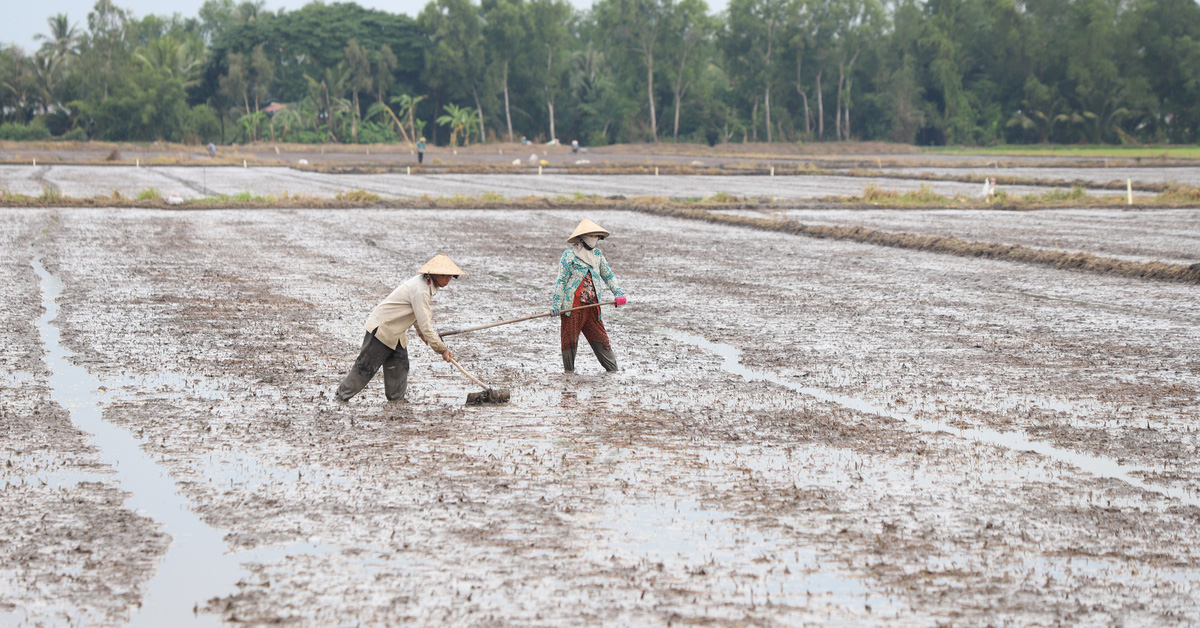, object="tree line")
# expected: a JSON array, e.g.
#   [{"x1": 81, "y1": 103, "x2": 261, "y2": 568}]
[{"x1": 2, "y1": 0, "x2": 1198, "y2": 147}]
